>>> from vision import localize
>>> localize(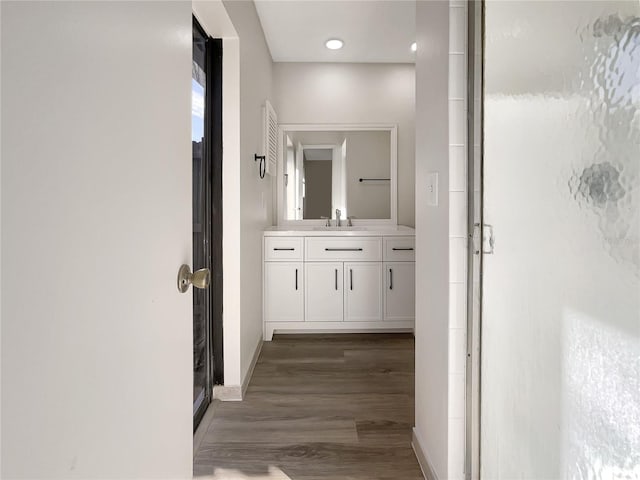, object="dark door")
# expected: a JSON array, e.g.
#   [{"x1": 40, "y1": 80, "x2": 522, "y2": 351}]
[{"x1": 192, "y1": 17, "x2": 223, "y2": 431}]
